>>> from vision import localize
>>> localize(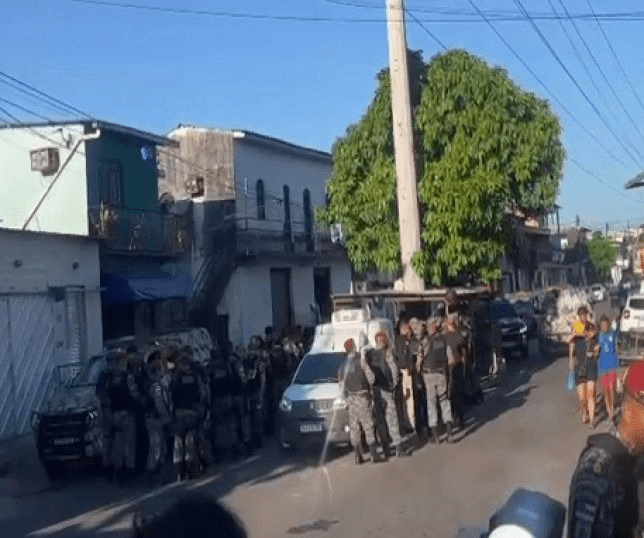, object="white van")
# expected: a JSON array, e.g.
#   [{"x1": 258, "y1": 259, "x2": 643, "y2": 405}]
[{"x1": 277, "y1": 308, "x2": 395, "y2": 451}]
